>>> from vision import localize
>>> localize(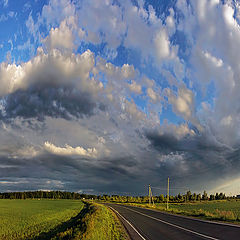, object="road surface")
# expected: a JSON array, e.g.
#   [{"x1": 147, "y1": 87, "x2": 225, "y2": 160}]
[{"x1": 106, "y1": 203, "x2": 240, "y2": 240}]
